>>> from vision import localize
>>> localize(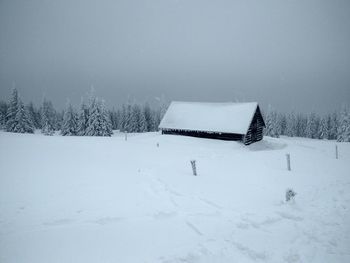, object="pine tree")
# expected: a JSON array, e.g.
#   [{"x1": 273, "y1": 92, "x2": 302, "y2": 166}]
[
  {"x1": 294, "y1": 113, "x2": 305, "y2": 137},
  {"x1": 41, "y1": 99, "x2": 55, "y2": 135},
  {"x1": 116, "y1": 109, "x2": 122, "y2": 130},
  {"x1": 143, "y1": 103, "x2": 154, "y2": 132},
  {"x1": 325, "y1": 114, "x2": 333, "y2": 140},
  {"x1": 264, "y1": 105, "x2": 279, "y2": 137},
  {"x1": 100, "y1": 100, "x2": 113, "y2": 136},
  {"x1": 27, "y1": 102, "x2": 43, "y2": 129},
  {"x1": 123, "y1": 101, "x2": 133, "y2": 132},
  {"x1": 306, "y1": 113, "x2": 319, "y2": 139},
  {"x1": 55, "y1": 111, "x2": 63, "y2": 131},
  {"x1": 314, "y1": 115, "x2": 321, "y2": 139},
  {"x1": 130, "y1": 104, "x2": 141, "y2": 132},
  {"x1": 109, "y1": 108, "x2": 119, "y2": 130},
  {"x1": 0, "y1": 100, "x2": 8, "y2": 129},
  {"x1": 77, "y1": 99, "x2": 89, "y2": 136},
  {"x1": 337, "y1": 105, "x2": 350, "y2": 142},
  {"x1": 119, "y1": 104, "x2": 127, "y2": 131},
  {"x1": 286, "y1": 112, "x2": 296, "y2": 137},
  {"x1": 13, "y1": 99, "x2": 35, "y2": 133},
  {"x1": 278, "y1": 113, "x2": 287, "y2": 135},
  {"x1": 299, "y1": 114, "x2": 308, "y2": 137},
  {"x1": 319, "y1": 117, "x2": 329, "y2": 139},
  {"x1": 61, "y1": 101, "x2": 78, "y2": 136},
  {"x1": 86, "y1": 98, "x2": 113, "y2": 136},
  {"x1": 329, "y1": 112, "x2": 338, "y2": 140},
  {"x1": 6, "y1": 88, "x2": 19, "y2": 132},
  {"x1": 138, "y1": 106, "x2": 147, "y2": 132}
]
